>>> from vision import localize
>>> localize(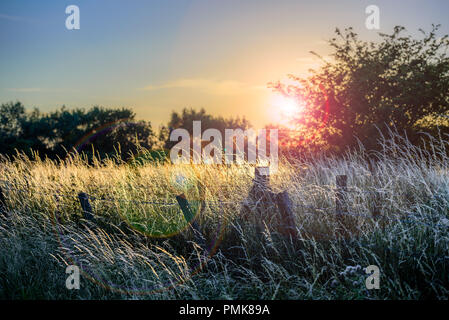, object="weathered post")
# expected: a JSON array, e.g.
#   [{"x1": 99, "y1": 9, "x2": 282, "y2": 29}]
[
  {"x1": 249, "y1": 166, "x2": 272, "y2": 206},
  {"x1": 335, "y1": 175, "x2": 348, "y2": 214},
  {"x1": 176, "y1": 193, "x2": 204, "y2": 247},
  {"x1": 368, "y1": 162, "x2": 382, "y2": 224},
  {"x1": 0, "y1": 186, "x2": 7, "y2": 216},
  {"x1": 250, "y1": 166, "x2": 272, "y2": 235},
  {"x1": 370, "y1": 174, "x2": 383, "y2": 230},
  {"x1": 242, "y1": 167, "x2": 299, "y2": 238},
  {"x1": 276, "y1": 191, "x2": 298, "y2": 238},
  {"x1": 254, "y1": 166, "x2": 270, "y2": 189},
  {"x1": 78, "y1": 192, "x2": 94, "y2": 221},
  {"x1": 335, "y1": 175, "x2": 347, "y2": 235}
]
